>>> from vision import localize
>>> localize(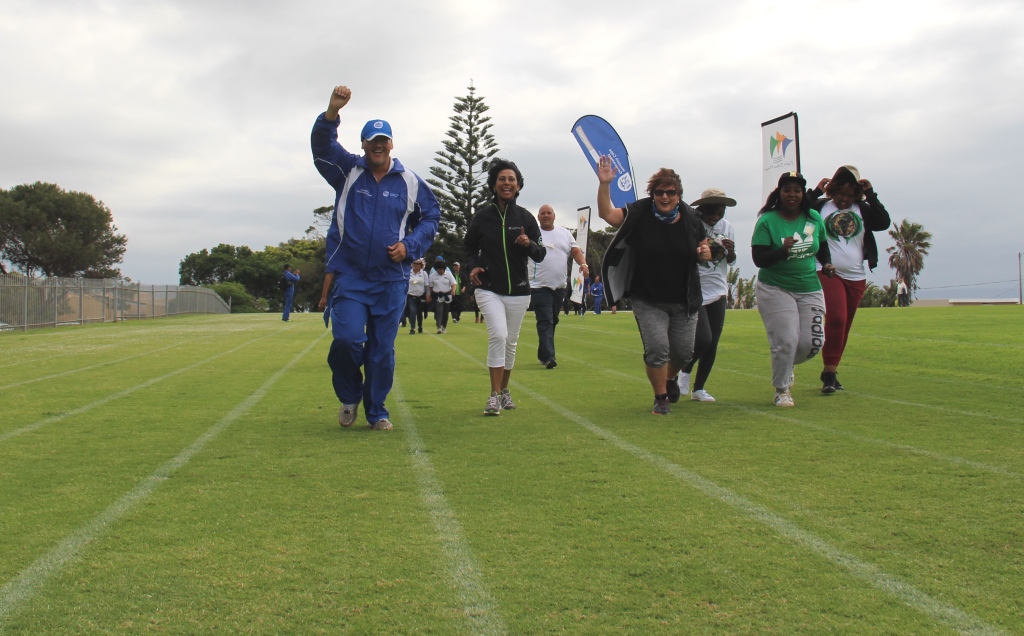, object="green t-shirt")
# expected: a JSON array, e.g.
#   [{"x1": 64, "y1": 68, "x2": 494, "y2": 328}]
[{"x1": 751, "y1": 210, "x2": 826, "y2": 293}]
